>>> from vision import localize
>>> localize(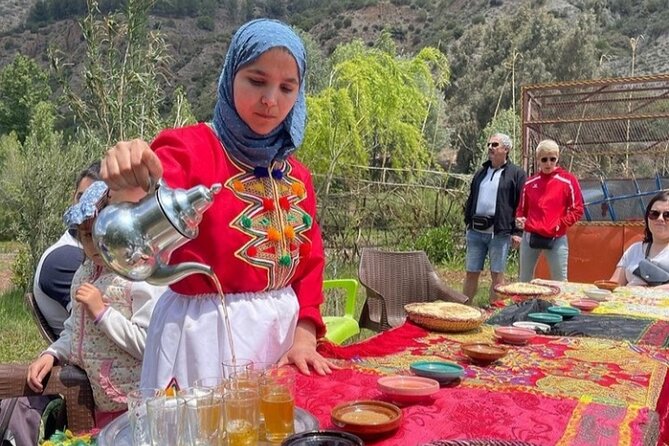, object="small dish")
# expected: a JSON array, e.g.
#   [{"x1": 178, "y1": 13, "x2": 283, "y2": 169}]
[
  {"x1": 377, "y1": 375, "x2": 440, "y2": 403},
  {"x1": 570, "y1": 299, "x2": 599, "y2": 312},
  {"x1": 527, "y1": 312, "x2": 563, "y2": 324},
  {"x1": 594, "y1": 280, "x2": 618, "y2": 291},
  {"x1": 512, "y1": 321, "x2": 551, "y2": 333},
  {"x1": 282, "y1": 430, "x2": 365, "y2": 446},
  {"x1": 494, "y1": 326, "x2": 535, "y2": 344},
  {"x1": 409, "y1": 361, "x2": 464, "y2": 384},
  {"x1": 584, "y1": 288, "x2": 611, "y2": 301},
  {"x1": 331, "y1": 400, "x2": 402, "y2": 438},
  {"x1": 461, "y1": 343, "x2": 508, "y2": 365},
  {"x1": 547, "y1": 306, "x2": 581, "y2": 319}
]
